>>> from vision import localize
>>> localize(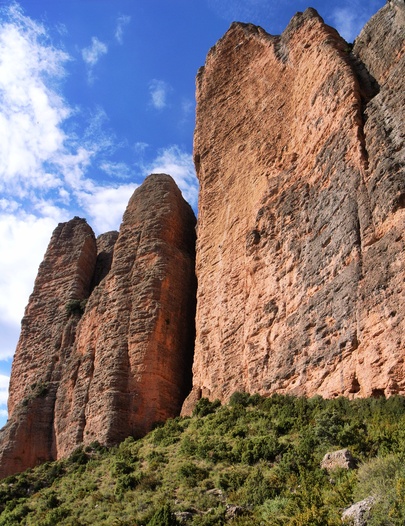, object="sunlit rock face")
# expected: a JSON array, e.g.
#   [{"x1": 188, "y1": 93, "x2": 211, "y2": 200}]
[
  {"x1": 0, "y1": 174, "x2": 196, "y2": 477},
  {"x1": 0, "y1": 218, "x2": 98, "y2": 477},
  {"x1": 183, "y1": 3, "x2": 404, "y2": 413},
  {"x1": 54, "y1": 173, "x2": 197, "y2": 457}
]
